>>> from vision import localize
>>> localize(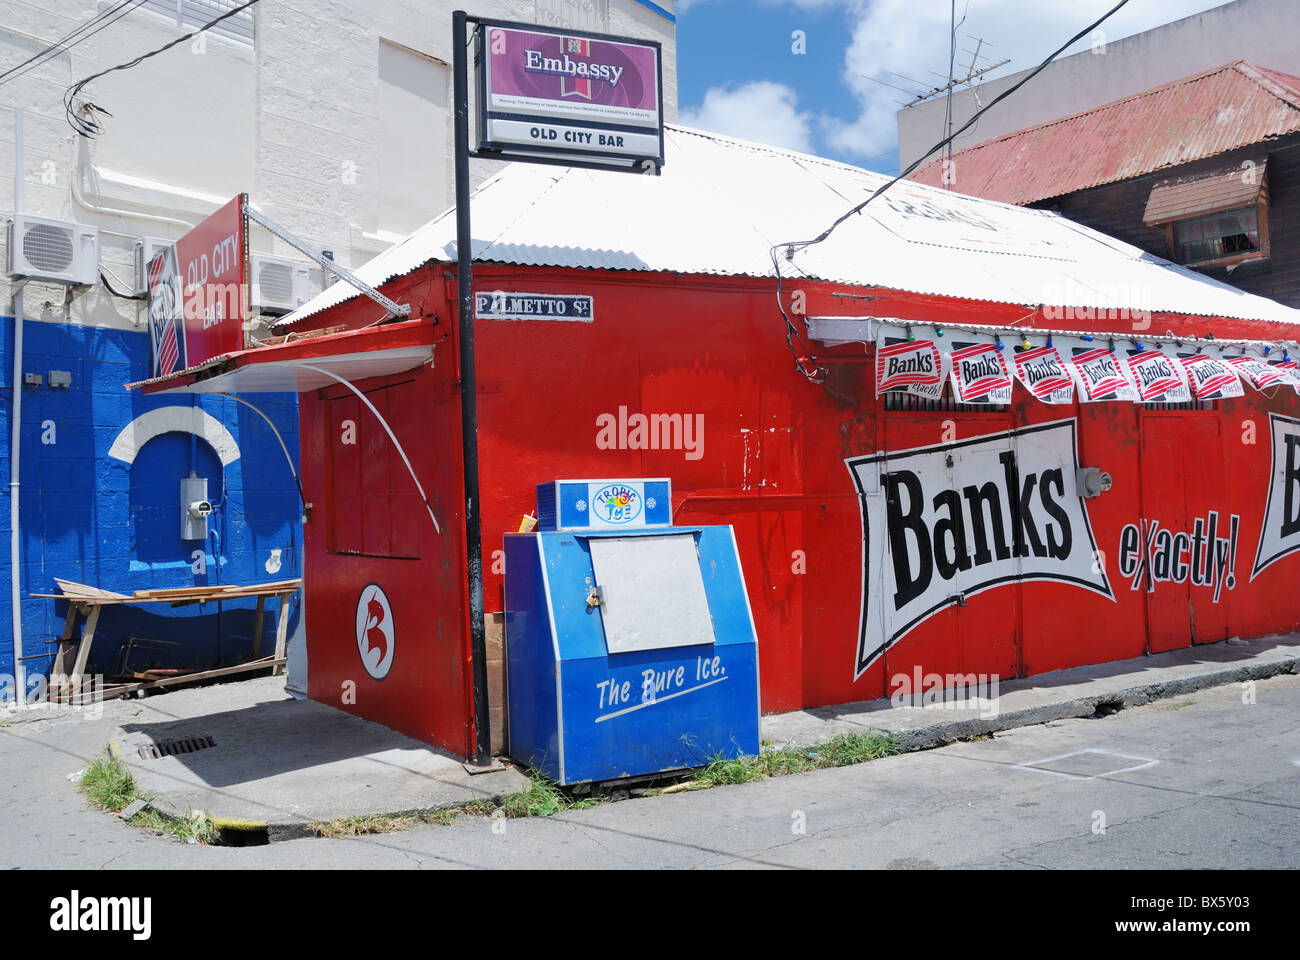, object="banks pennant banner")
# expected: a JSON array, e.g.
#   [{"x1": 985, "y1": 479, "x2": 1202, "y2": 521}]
[
  {"x1": 947, "y1": 337, "x2": 1013, "y2": 404},
  {"x1": 1012, "y1": 344, "x2": 1075, "y2": 404},
  {"x1": 1267, "y1": 358, "x2": 1300, "y2": 394},
  {"x1": 1223, "y1": 353, "x2": 1288, "y2": 392},
  {"x1": 1068, "y1": 344, "x2": 1139, "y2": 402},
  {"x1": 1124, "y1": 348, "x2": 1191, "y2": 403},
  {"x1": 875, "y1": 334, "x2": 947, "y2": 400},
  {"x1": 1177, "y1": 349, "x2": 1245, "y2": 401}
]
